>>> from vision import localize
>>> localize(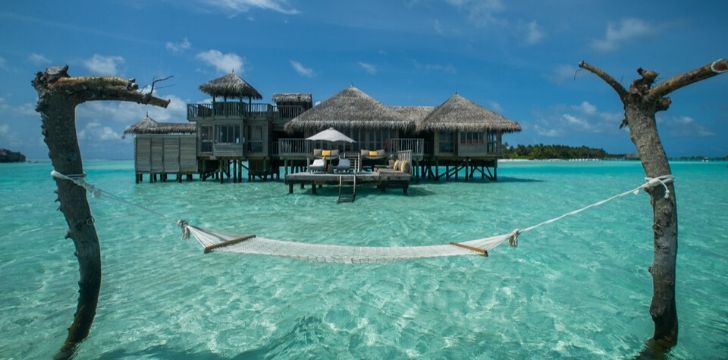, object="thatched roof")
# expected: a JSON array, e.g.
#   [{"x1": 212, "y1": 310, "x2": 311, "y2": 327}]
[
  {"x1": 123, "y1": 114, "x2": 196, "y2": 135},
  {"x1": 199, "y1": 72, "x2": 262, "y2": 99},
  {"x1": 273, "y1": 93, "x2": 312, "y2": 104},
  {"x1": 391, "y1": 106, "x2": 434, "y2": 124},
  {"x1": 284, "y1": 86, "x2": 412, "y2": 132},
  {"x1": 416, "y1": 94, "x2": 521, "y2": 133}
]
